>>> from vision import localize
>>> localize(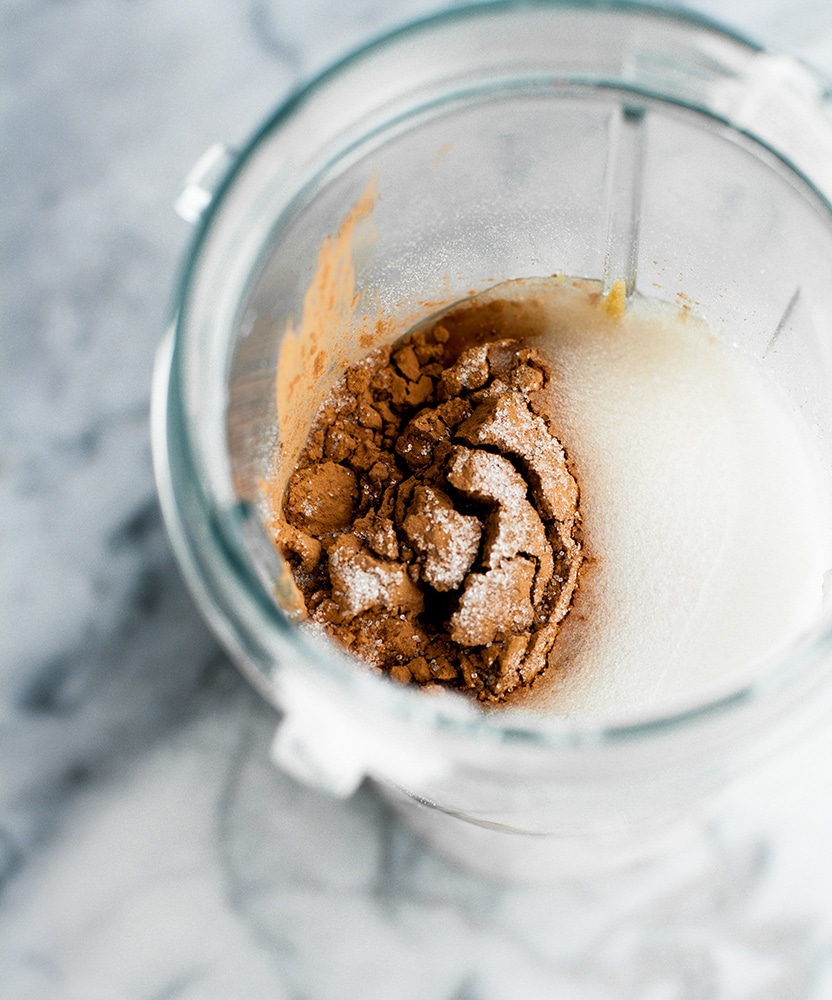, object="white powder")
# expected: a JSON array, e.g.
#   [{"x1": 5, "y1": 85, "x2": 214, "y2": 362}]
[{"x1": 482, "y1": 277, "x2": 832, "y2": 718}]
